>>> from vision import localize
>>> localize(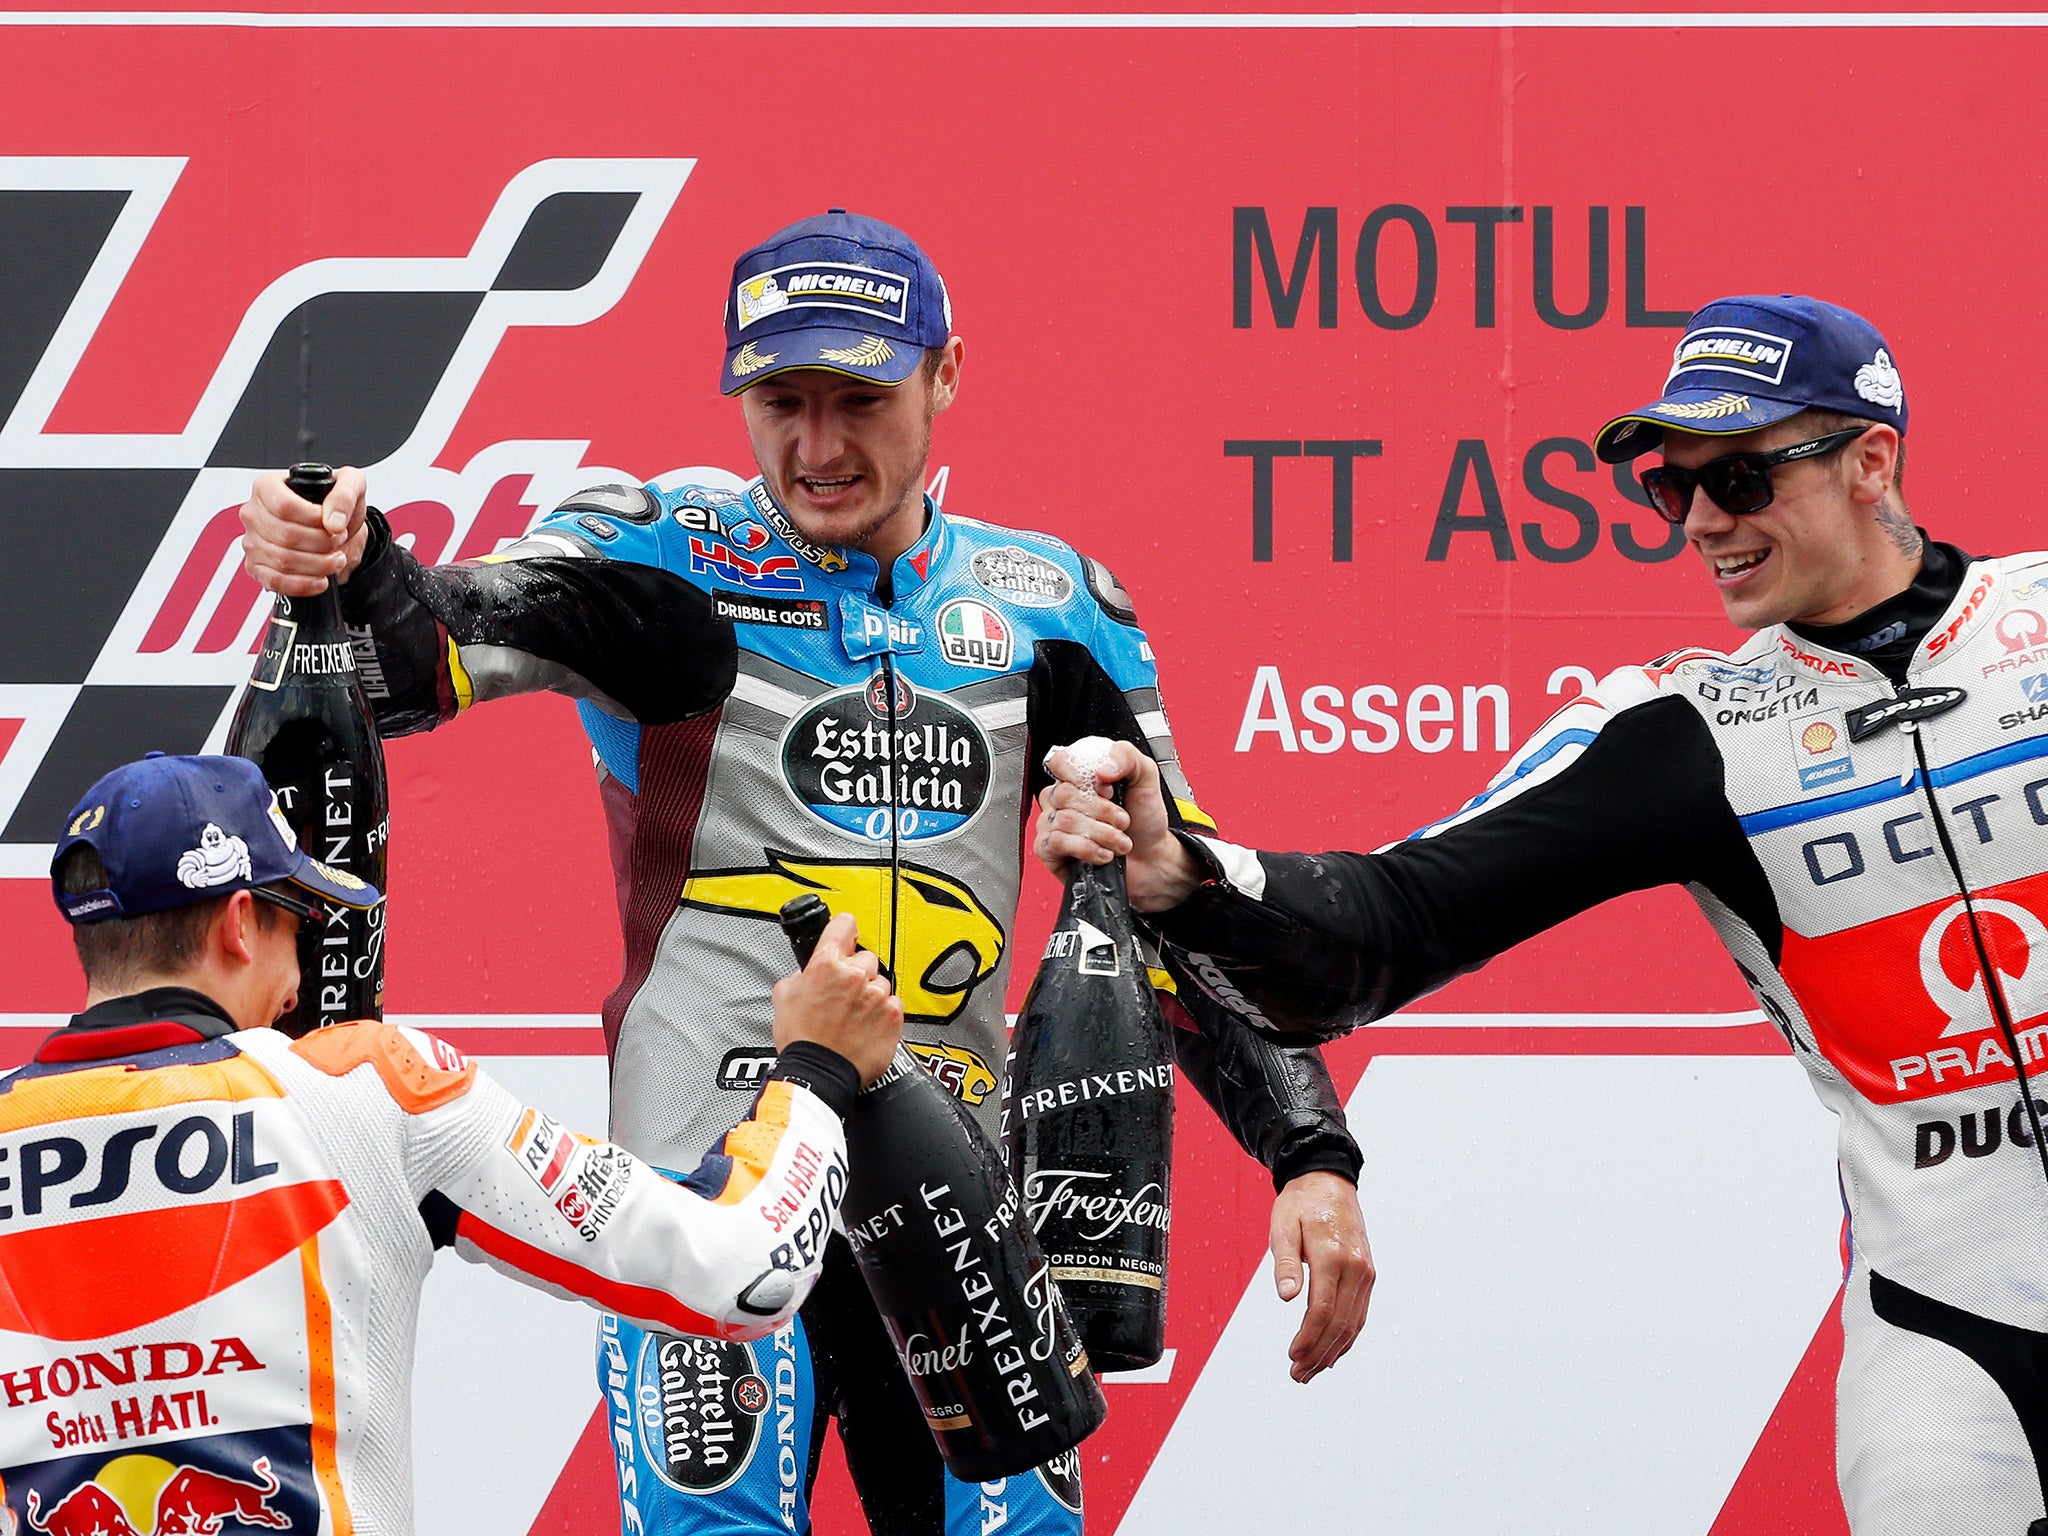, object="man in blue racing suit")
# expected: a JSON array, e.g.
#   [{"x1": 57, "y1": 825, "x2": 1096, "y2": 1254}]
[{"x1": 239, "y1": 210, "x2": 1371, "y2": 1536}]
